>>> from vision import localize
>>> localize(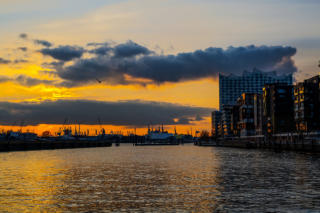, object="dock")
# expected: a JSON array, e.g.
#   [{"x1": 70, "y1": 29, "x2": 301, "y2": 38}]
[{"x1": 134, "y1": 142, "x2": 180, "y2": 146}]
